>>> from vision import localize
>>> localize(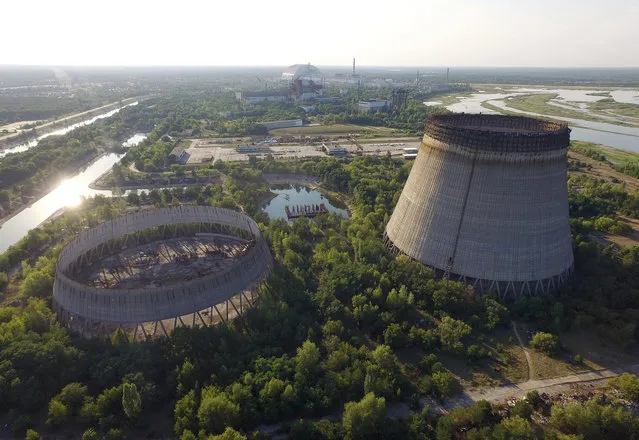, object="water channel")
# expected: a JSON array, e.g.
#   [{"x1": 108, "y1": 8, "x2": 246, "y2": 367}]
[
  {"x1": 0, "y1": 102, "x2": 139, "y2": 159},
  {"x1": 263, "y1": 185, "x2": 349, "y2": 221},
  {"x1": 0, "y1": 134, "x2": 146, "y2": 253}
]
